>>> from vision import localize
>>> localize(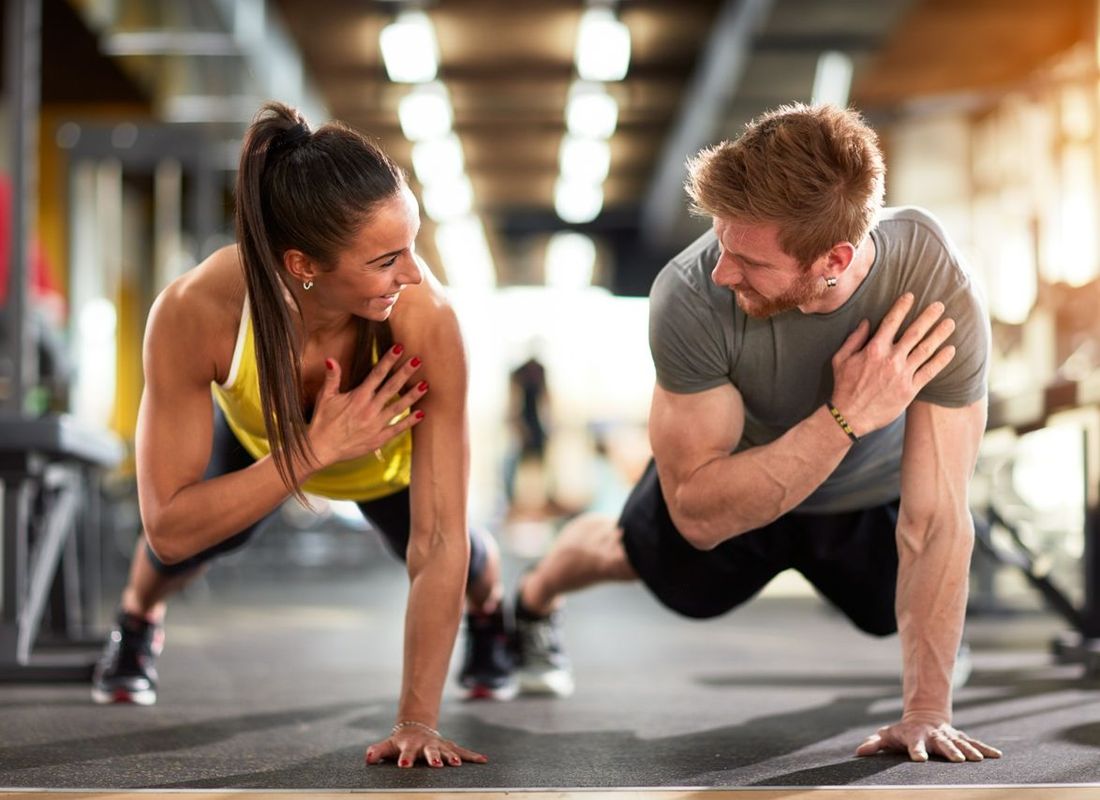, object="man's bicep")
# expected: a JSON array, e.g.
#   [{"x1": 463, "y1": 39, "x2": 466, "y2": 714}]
[
  {"x1": 899, "y1": 398, "x2": 986, "y2": 519},
  {"x1": 649, "y1": 382, "x2": 744, "y2": 494}
]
